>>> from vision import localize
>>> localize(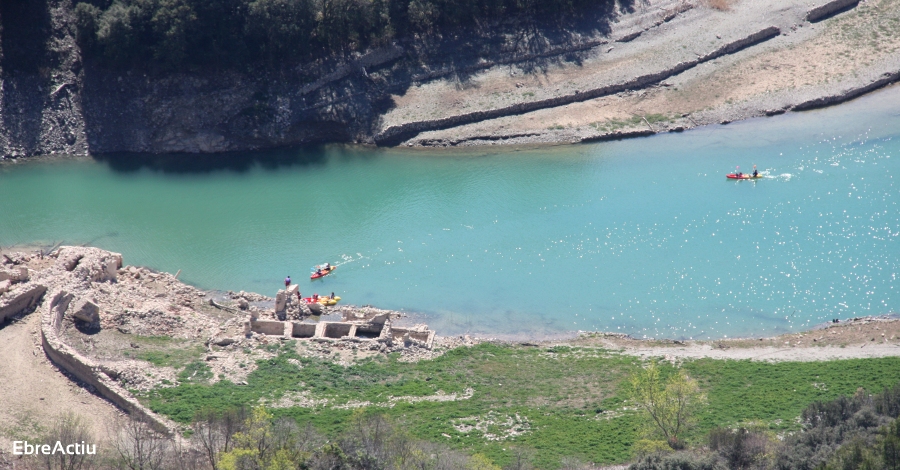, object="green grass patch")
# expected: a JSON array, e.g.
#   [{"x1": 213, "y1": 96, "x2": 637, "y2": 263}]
[
  {"x1": 685, "y1": 357, "x2": 900, "y2": 433},
  {"x1": 144, "y1": 342, "x2": 900, "y2": 468},
  {"x1": 135, "y1": 344, "x2": 206, "y2": 367},
  {"x1": 178, "y1": 361, "x2": 214, "y2": 384},
  {"x1": 592, "y1": 114, "x2": 674, "y2": 133},
  {"x1": 643, "y1": 113, "x2": 671, "y2": 124}
]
